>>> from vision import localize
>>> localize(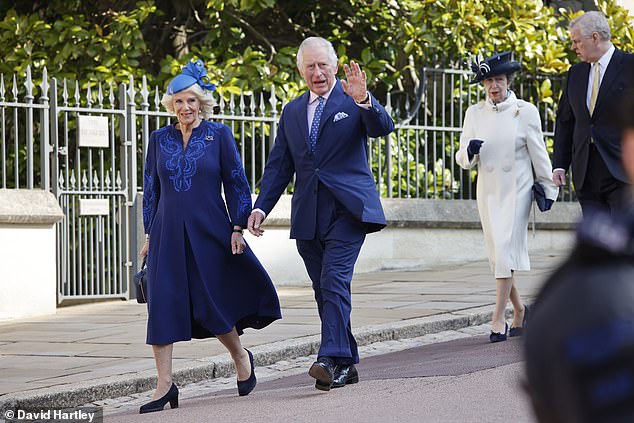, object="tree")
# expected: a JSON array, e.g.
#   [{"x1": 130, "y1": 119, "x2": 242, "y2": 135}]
[
  {"x1": 1, "y1": 0, "x2": 632, "y2": 197},
  {"x1": 1, "y1": 0, "x2": 632, "y2": 97}
]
